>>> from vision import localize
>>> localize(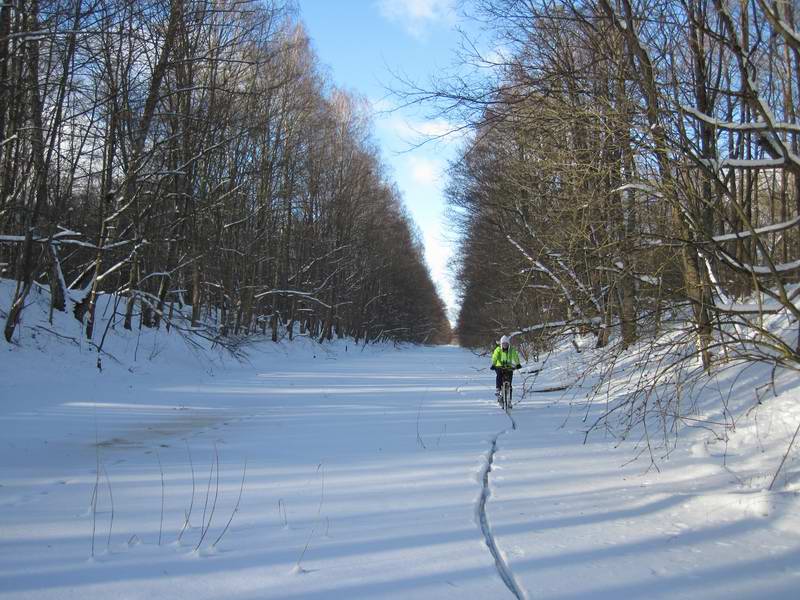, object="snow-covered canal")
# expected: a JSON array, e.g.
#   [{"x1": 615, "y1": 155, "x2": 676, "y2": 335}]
[{"x1": 2, "y1": 343, "x2": 799, "y2": 599}]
